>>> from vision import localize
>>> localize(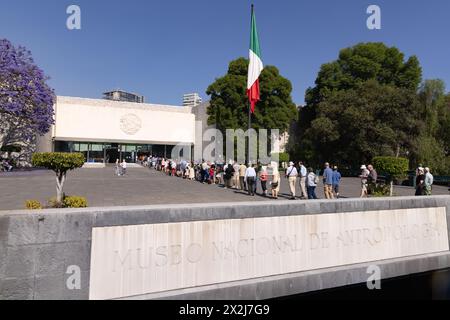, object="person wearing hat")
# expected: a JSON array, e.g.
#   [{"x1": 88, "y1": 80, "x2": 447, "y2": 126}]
[
  {"x1": 359, "y1": 165, "x2": 370, "y2": 198},
  {"x1": 415, "y1": 167, "x2": 425, "y2": 196},
  {"x1": 285, "y1": 161, "x2": 298, "y2": 200}
]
